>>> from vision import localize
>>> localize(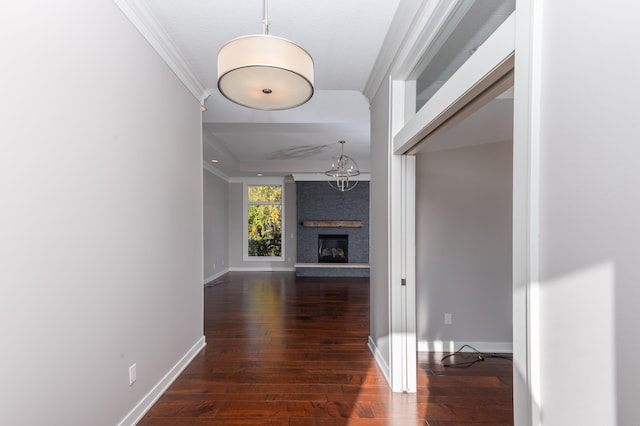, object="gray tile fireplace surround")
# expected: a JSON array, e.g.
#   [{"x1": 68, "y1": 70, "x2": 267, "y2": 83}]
[{"x1": 296, "y1": 181, "x2": 369, "y2": 277}]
